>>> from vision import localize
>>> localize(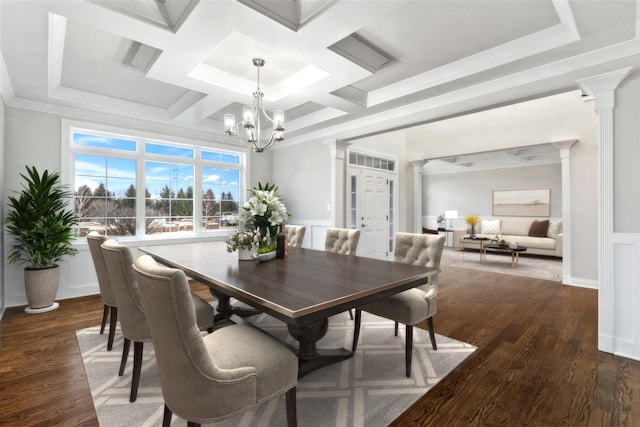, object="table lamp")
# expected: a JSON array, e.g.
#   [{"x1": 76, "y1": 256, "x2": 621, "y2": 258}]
[{"x1": 444, "y1": 210, "x2": 458, "y2": 229}]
